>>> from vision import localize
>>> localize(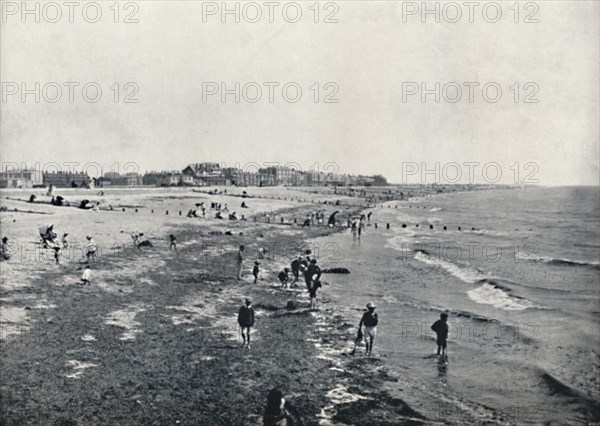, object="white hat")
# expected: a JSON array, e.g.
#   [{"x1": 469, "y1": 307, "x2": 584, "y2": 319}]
[{"x1": 366, "y1": 302, "x2": 376, "y2": 309}]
